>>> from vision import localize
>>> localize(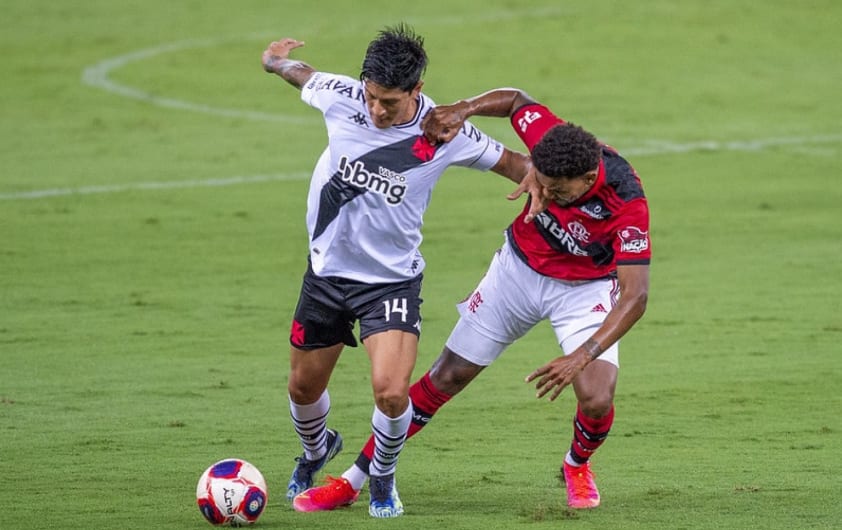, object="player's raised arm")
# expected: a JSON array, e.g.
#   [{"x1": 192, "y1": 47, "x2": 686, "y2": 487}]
[
  {"x1": 262, "y1": 38, "x2": 315, "y2": 89},
  {"x1": 421, "y1": 88, "x2": 547, "y2": 221},
  {"x1": 421, "y1": 88, "x2": 536, "y2": 144}
]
